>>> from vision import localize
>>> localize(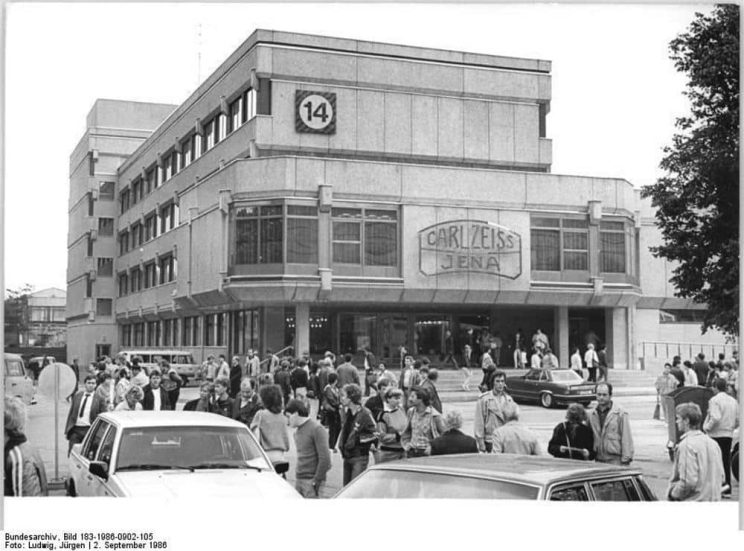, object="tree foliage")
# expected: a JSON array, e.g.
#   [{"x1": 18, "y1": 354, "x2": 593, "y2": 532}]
[{"x1": 641, "y1": 4, "x2": 739, "y2": 336}]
